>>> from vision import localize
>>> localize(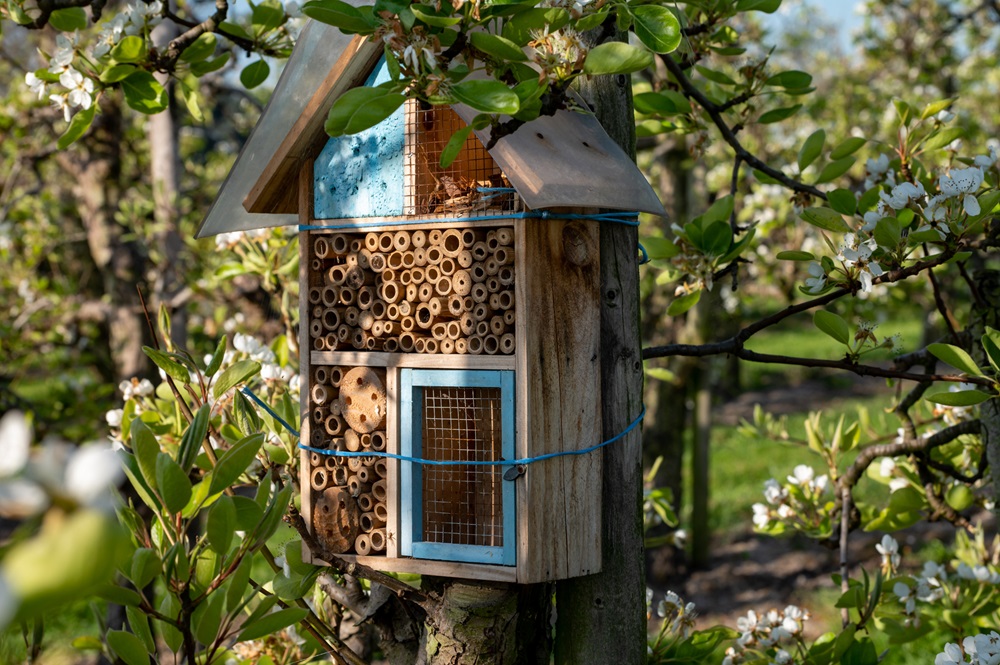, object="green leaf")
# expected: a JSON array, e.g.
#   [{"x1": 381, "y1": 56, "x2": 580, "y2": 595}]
[
  {"x1": 178, "y1": 405, "x2": 210, "y2": 472},
  {"x1": 829, "y1": 137, "x2": 866, "y2": 160},
  {"x1": 130, "y1": 420, "x2": 160, "y2": 492},
  {"x1": 301, "y1": 0, "x2": 375, "y2": 32},
  {"x1": 233, "y1": 496, "x2": 265, "y2": 531},
  {"x1": 178, "y1": 81, "x2": 204, "y2": 123},
  {"x1": 695, "y1": 65, "x2": 736, "y2": 86},
  {"x1": 873, "y1": 217, "x2": 901, "y2": 249},
  {"x1": 209, "y1": 433, "x2": 265, "y2": 495},
  {"x1": 584, "y1": 42, "x2": 653, "y2": 75},
  {"x1": 735, "y1": 0, "x2": 782, "y2": 12},
  {"x1": 142, "y1": 346, "x2": 189, "y2": 383},
  {"x1": 213, "y1": 359, "x2": 261, "y2": 399},
  {"x1": 828, "y1": 188, "x2": 856, "y2": 216},
  {"x1": 190, "y1": 53, "x2": 230, "y2": 77},
  {"x1": 946, "y1": 485, "x2": 975, "y2": 511},
  {"x1": 126, "y1": 605, "x2": 155, "y2": 654},
  {"x1": 237, "y1": 607, "x2": 309, "y2": 642},
  {"x1": 100, "y1": 64, "x2": 136, "y2": 83},
  {"x1": 776, "y1": 250, "x2": 814, "y2": 261},
  {"x1": 192, "y1": 590, "x2": 226, "y2": 646},
  {"x1": 667, "y1": 290, "x2": 701, "y2": 316},
  {"x1": 815, "y1": 157, "x2": 856, "y2": 183},
  {"x1": 111, "y1": 36, "x2": 146, "y2": 64},
  {"x1": 179, "y1": 33, "x2": 217, "y2": 63},
  {"x1": 982, "y1": 327, "x2": 1000, "y2": 373},
  {"x1": 207, "y1": 495, "x2": 236, "y2": 554},
  {"x1": 325, "y1": 84, "x2": 405, "y2": 137},
  {"x1": 575, "y1": 8, "x2": 609, "y2": 31},
  {"x1": 57, "y1": 105, "x2": 96, "y2": 149},
  {"x1": 921, "y1": 98, "x2": 954, "y2": 120},
  {"x1": 226, "y1": 556, "x2": 254, "y2": 611},
  {"x1": 121, "y1": 71, "x2": 168, "y2": 115},
  {"x1": 925, "y1": 389, "x2": 992, "y2": 406},
  {"x1": 800, "y1": 207, "x2": 849, "y2": 233},
  {"x1": 633, "y1": 91, "x2": 678, "y2": 115},
  {"x1": 643, "y1": 237, "x2": 679, "y2": 259},
  {"x1": 158, "y1": 595, "x2": 182, "y2": 652},
  {"x1": 233, "y1": 390, "x2": 263, "y2": 437},
  {"x1": 251, "y1": 3, "x2": 286, "y2": 33},
  {"x1": 927, "y1": 343, "x2": 984, "y2": 376},
  {"x1": 469, "y1": 32, "x2": 527, "y2": 62},
  {"x1": 814, "y1": 310, "x2": 850, "y2": 345},
  {"x1": 702, "y1": 195, "x2": 734, "y2": 225},
  {"x1": 72, "y1": 636, "x2": 103, "y2": 651},
  {"x1": 758, "y1": 104, "x2": 801, "y2": 124},
  {"x1": 205, "y1": 338, "x2": 227, "y2": 377},
  {"x1": 501, "y1": 8, "x2": 570, "y2": 45},
  {"x1": 450, "y1": 80, "x2": 520, "y2": 115},
  {"x1": 156, "y1": 453, "x2": 192, "y2": 514},
  {"x1": 765, "y1": 70, "x2": 812, "y2": 88},
  {"x1": 798, "y1": 129, "x2": 825, "y2": 171},
  {"x1": 240, "y1": 59, "x2": 270, "y2": 90},
  {"x1": 130, "y1": 548, "x2": 161, "y2": 589},
  {"x1": 922, "y1": 126, "x2": 964, "y2": 151},
  {"x1": 49, "y1": 7, "x2": 88, "y2": 31},
  {"x1": 409, "y1": 3, "x2": 462, "y2": 27},
  {"x1": 700, "y1": 221, "x2": 732, "y2": 256},
  {"x1": 438, "y1": 126, "x2": 474, "y2": 169},
  {"x1": 631, "y1": 5, "x2": 681, "y2": 54},
  {"x1": 645, "y1": 367, "x2": 676, "y2": 383},
  {"x1": 107, "y1": 630, "x2": 148, "y2": 665}
]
